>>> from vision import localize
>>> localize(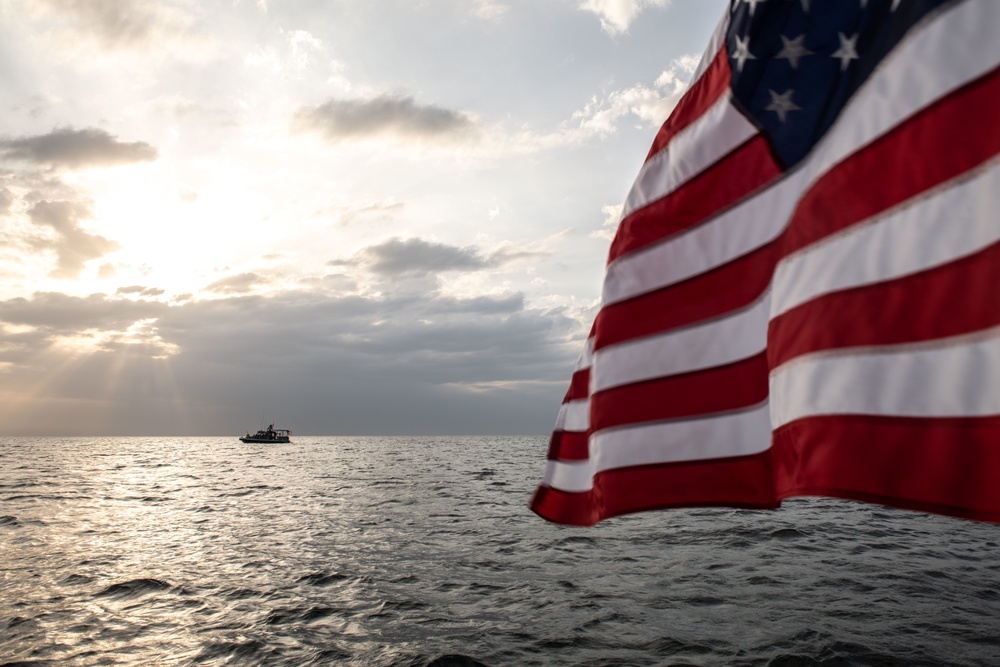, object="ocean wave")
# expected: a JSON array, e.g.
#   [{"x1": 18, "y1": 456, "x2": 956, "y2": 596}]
[{"x1": 95, "y1": 578, "x2": 172, "y2": 599}]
